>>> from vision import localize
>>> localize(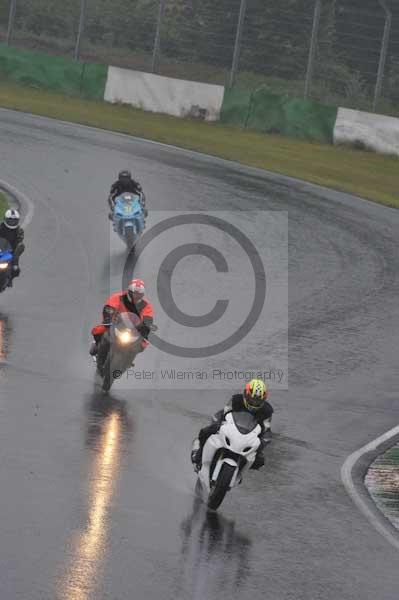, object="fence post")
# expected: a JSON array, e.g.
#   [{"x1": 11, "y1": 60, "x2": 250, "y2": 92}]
[
  {"x1": 152, "y1": 0, "x2": 166, "y2": 74},
  {"x1": 74, "y1": 0, "x2": 87, "y2": 61},
  {"x1": 229, "y1": 0, "x2": 247, "y2": 88},
  {"x1": 373, "y1": 0, "x2": 392, "y2": 112},
  {"x1": 6, "y1": 0, "x2": 17, "y2": 46},
  {"x1": 304, "y1": 0, "x2": 322, "y2": 98}
]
